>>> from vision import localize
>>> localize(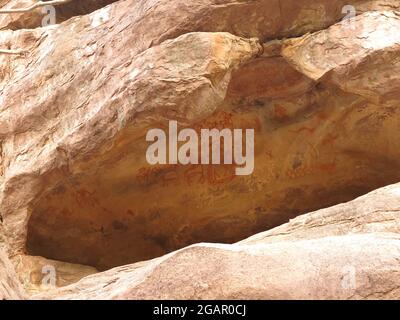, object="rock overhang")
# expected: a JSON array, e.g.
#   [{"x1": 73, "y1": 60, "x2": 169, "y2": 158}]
[{"x1": 0, "y1": 0, "x2": 400, "y2": 278}]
